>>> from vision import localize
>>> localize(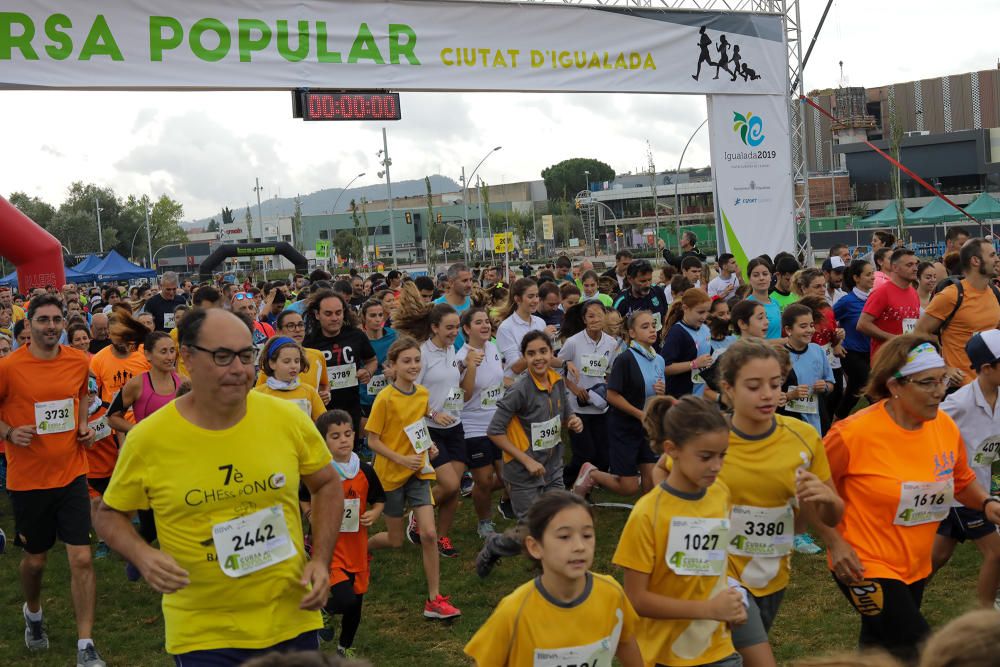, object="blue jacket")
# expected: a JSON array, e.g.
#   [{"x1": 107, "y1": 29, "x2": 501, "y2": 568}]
[{"x1": 833, "y1": 291, "x2": 870, "y2": 354}]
